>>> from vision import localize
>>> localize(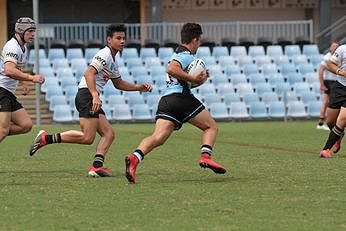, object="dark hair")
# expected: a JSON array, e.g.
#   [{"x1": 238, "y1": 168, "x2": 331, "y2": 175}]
[
  {"x1": 106, "y1": 24, "x2": 126, "y2": 37},
  {"x1": 180, "y1": 23, "x2": 203, "y2": 44}
]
